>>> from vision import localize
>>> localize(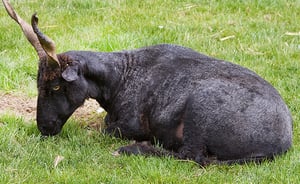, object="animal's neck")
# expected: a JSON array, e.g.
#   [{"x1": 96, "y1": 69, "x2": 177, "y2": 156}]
[{"x1": 81, "y1": 51, "x2": 126, "y2": 111}]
